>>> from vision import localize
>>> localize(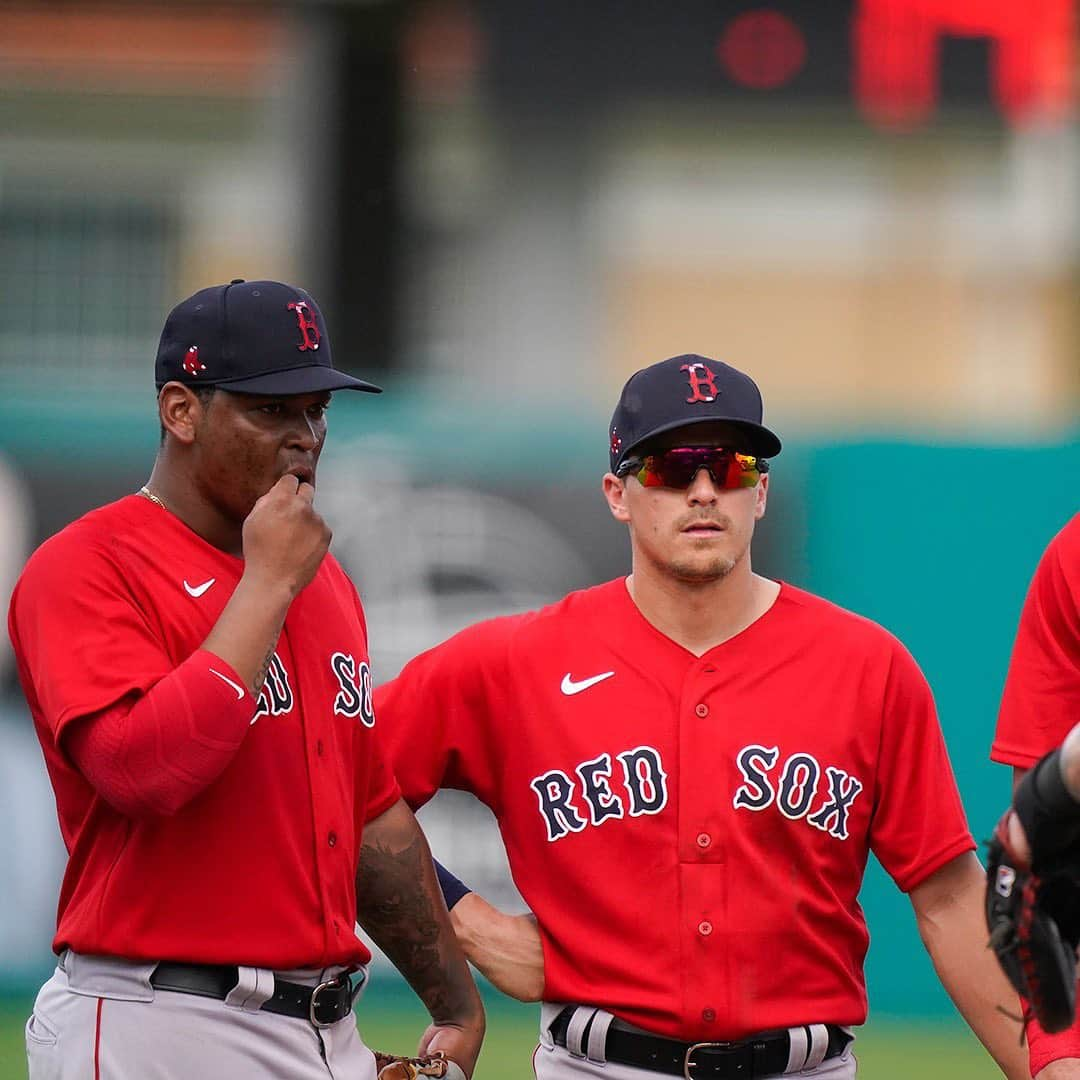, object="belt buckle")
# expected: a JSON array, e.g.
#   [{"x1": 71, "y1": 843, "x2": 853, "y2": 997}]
[
  {"x1": 309, "y1": 976, "x2": 347, "y2": 1029},
  {"x1": 683, "y1": 1040, "x2": 735, "y2": 1079}
]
